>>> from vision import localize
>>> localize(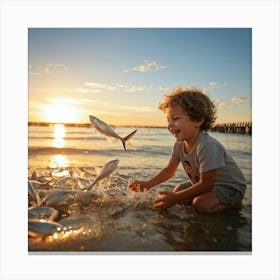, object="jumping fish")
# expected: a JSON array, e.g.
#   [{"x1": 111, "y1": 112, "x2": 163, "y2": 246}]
[
  {"x1": 89, "y1": 115, "x2": 137, "y2": 151},
  {"x1": 87, "y1": 159, "x2": 119, "y2": 190},
  {"x1": 28, "y1": 219, "x2": 62, "y2": 237}
]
